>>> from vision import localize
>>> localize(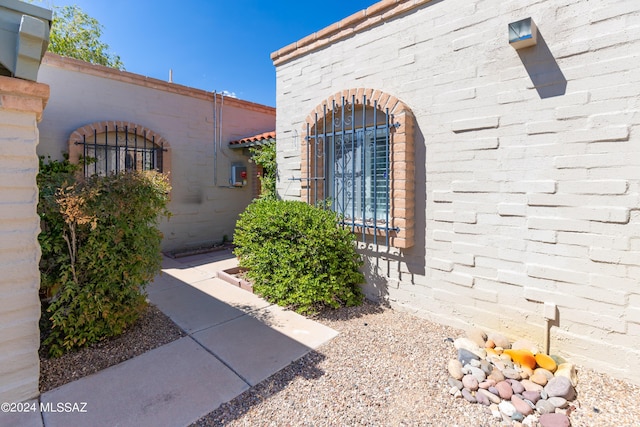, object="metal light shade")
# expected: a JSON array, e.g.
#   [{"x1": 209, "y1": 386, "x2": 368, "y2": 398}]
[{"x1": 509, "y1": 18, "x2": 537, "y2": 49}]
